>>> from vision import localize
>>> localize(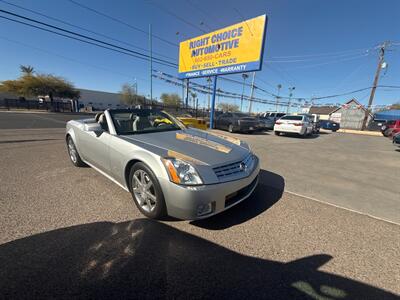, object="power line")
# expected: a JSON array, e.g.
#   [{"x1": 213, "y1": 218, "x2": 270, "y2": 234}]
[
  {"x1": 271, "y1": 47, "x2": 372, "y2": 59},
  {"x1": 147, "y1": 1, "x2": 207, "y2": 34},
  {"x1": 0, "y1": 0, "x2": 175, "y2": 61},
  {"x1": 66, "y1": 0, "x2": 177, "y2": 47},
  {"x1": 267, "y1": 51, "x2": 371, "y2": 63},
  {"x1": 186, "y1": 0, "x2": 224, "y2": 28},
  {"x1": 283, "y1": 53, "x2": 371, "y2": 70},
  {"x1": 0, "y1": 35, "x2": 148, "y2": 81},
  {"x1": 0, "y1": 9, "x2": 177, "y2": 68}
]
